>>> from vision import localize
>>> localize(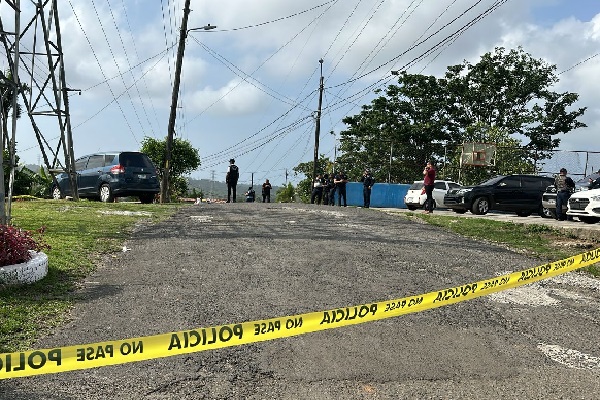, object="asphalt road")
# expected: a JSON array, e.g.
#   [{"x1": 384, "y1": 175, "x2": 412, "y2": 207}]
[{"x1": 2, "y1": 203, "x2": 600, "y2": 399}]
